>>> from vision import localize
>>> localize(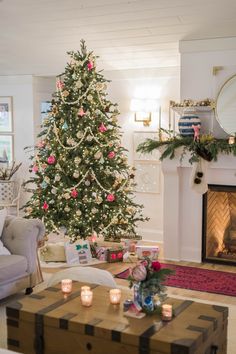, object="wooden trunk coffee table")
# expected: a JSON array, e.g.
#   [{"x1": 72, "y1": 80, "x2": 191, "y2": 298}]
[{"x1": 6, "y1": 282, "x2": 228, "y2": 354}]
